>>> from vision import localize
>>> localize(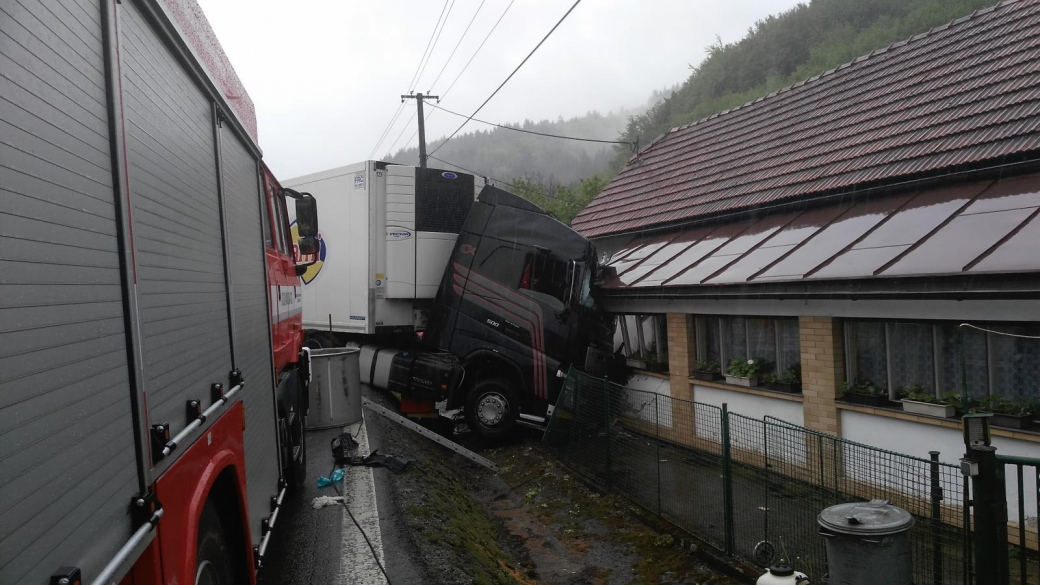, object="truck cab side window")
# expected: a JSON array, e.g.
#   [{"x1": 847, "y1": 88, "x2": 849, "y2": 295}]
[
  {"x1": 265, "y1": 180, "x2": 284, "y2": 251},
  {"x1": 518, "y1": 253, "x2": 569, "y2": 312}
]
